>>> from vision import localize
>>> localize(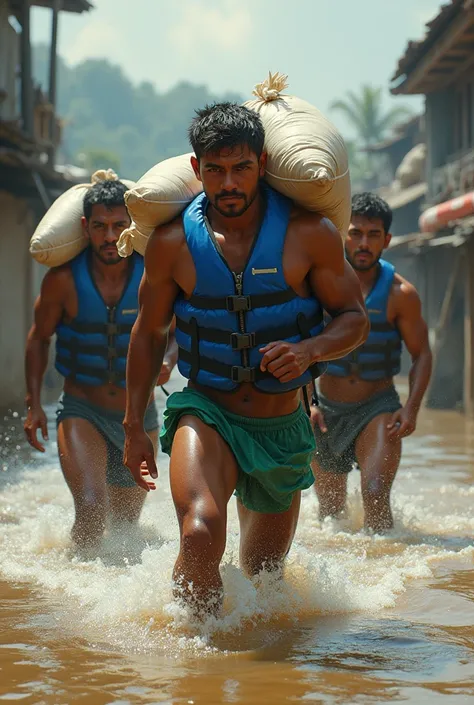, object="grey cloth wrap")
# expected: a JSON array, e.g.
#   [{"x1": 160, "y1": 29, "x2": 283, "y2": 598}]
[
  {"x1": 56, "y1": 393, "x2": 158, "y2": 487},
  {"x1": 313, "y1": 386, "x2": 402, "y2": 474}
]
